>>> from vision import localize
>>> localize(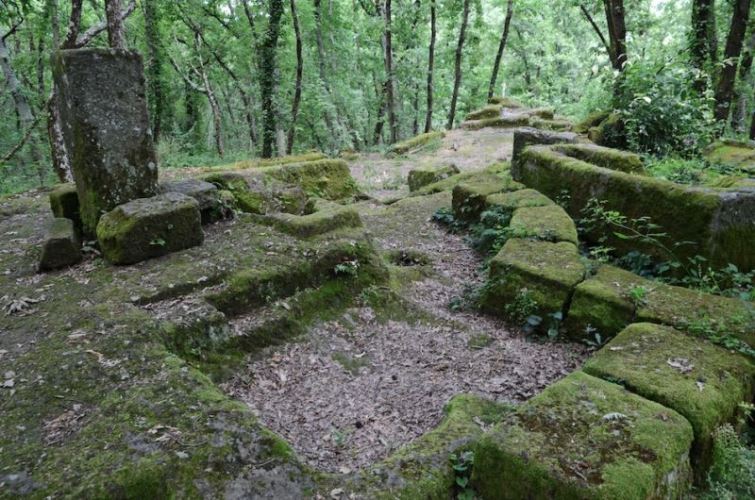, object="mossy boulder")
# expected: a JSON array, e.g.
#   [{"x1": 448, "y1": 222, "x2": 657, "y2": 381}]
[
  {"x1": 452, "y1": 171, "x2": 524, "y2": 221},
  {"x1": 408, "y1": 164, "x2": 460, "y2": 192},
  {"x1": 564, "y1": 265, "x2": 644, "y2": 341},
  {"x1": 512, "y1": 128, "x2": 579, "y2": 167},
  {"x1": 484, "y1": 188, "x2": 555, "y2": 214},
  {"x1": 514, "y1": 145, "x2": 755, "y2": 270},
  {"x1": 96, "y1": 193, "x2": 203, "y2": 265},
  {"x1": 38, "y1": 217, "x2": 82, "y2": 271},
  {"x1": 159, "y1": 179, "x2": 224, "y2": 224},
  {"x1": 387, "y1": 131, "x2": 445, "y2": 156},
  {"x1": 530, "y1": 117, "x2": 574, "y2": 131},
  {"x1": 263, "y1": 159, "x2": 360, "y2": 200},
  {"x1": 553, "y1": 144, "x2": 644, "y2": 174},
  {"x1": 703, "y1": 139, "x2": 755, "y2": 175},
  {"x1": 472, "y1": 370, "x2": 694, "y2": 500},
  {"x1": 49, "y1": 183, "x2": 81, "y2": 232},
  {"x1": 574, "y1": 110, "x2": 611, "y2": 134},
  {"x1": 410, "y1": 163, "x2": 512, "y2": 198},
  {"x1": 465, "y1": 105, "x2": 502, "y2": 121},
  {"x1": 583, "y1": 323, "x2": 755, "y2": 479},
  {"x1": 230, "y1": 151, "x2": 328, "y2": 169},
  {"x1": 587, "y1": 112, "x2": 626, "y2": 148},
  {"x1": 483, "y1": 239, "x2": 586, "y2": 328},
  {"x1": 488, "y1": 96, "x2": 524, "y2": 108},
  {"x1": 203, "y1": 172, "x2": 309, "y2": 215},
  {"x1": 508, "y1": 204, "x2": 579, "y2": 244},
  {"x1": 461, "y1": 115, "x2": 530, "y2": 131}
]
